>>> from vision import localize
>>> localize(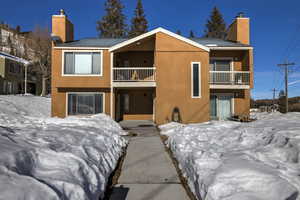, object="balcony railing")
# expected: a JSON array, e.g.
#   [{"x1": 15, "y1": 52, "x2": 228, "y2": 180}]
[
  {"x1": 113, "y1": 67, "x2": 156, "y2": 82},
  {"x1": 210, "y1": 71, "x2": 250, "y2": 85}
]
